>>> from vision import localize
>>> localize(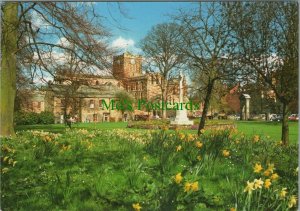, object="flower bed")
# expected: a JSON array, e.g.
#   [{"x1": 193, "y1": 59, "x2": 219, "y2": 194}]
[
  {"x1": 1, "y1": 128, "x2": 298, "y2": 210},
  {"x1": 128, "y1": 120, "x2": 237, "y2": 131}
]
